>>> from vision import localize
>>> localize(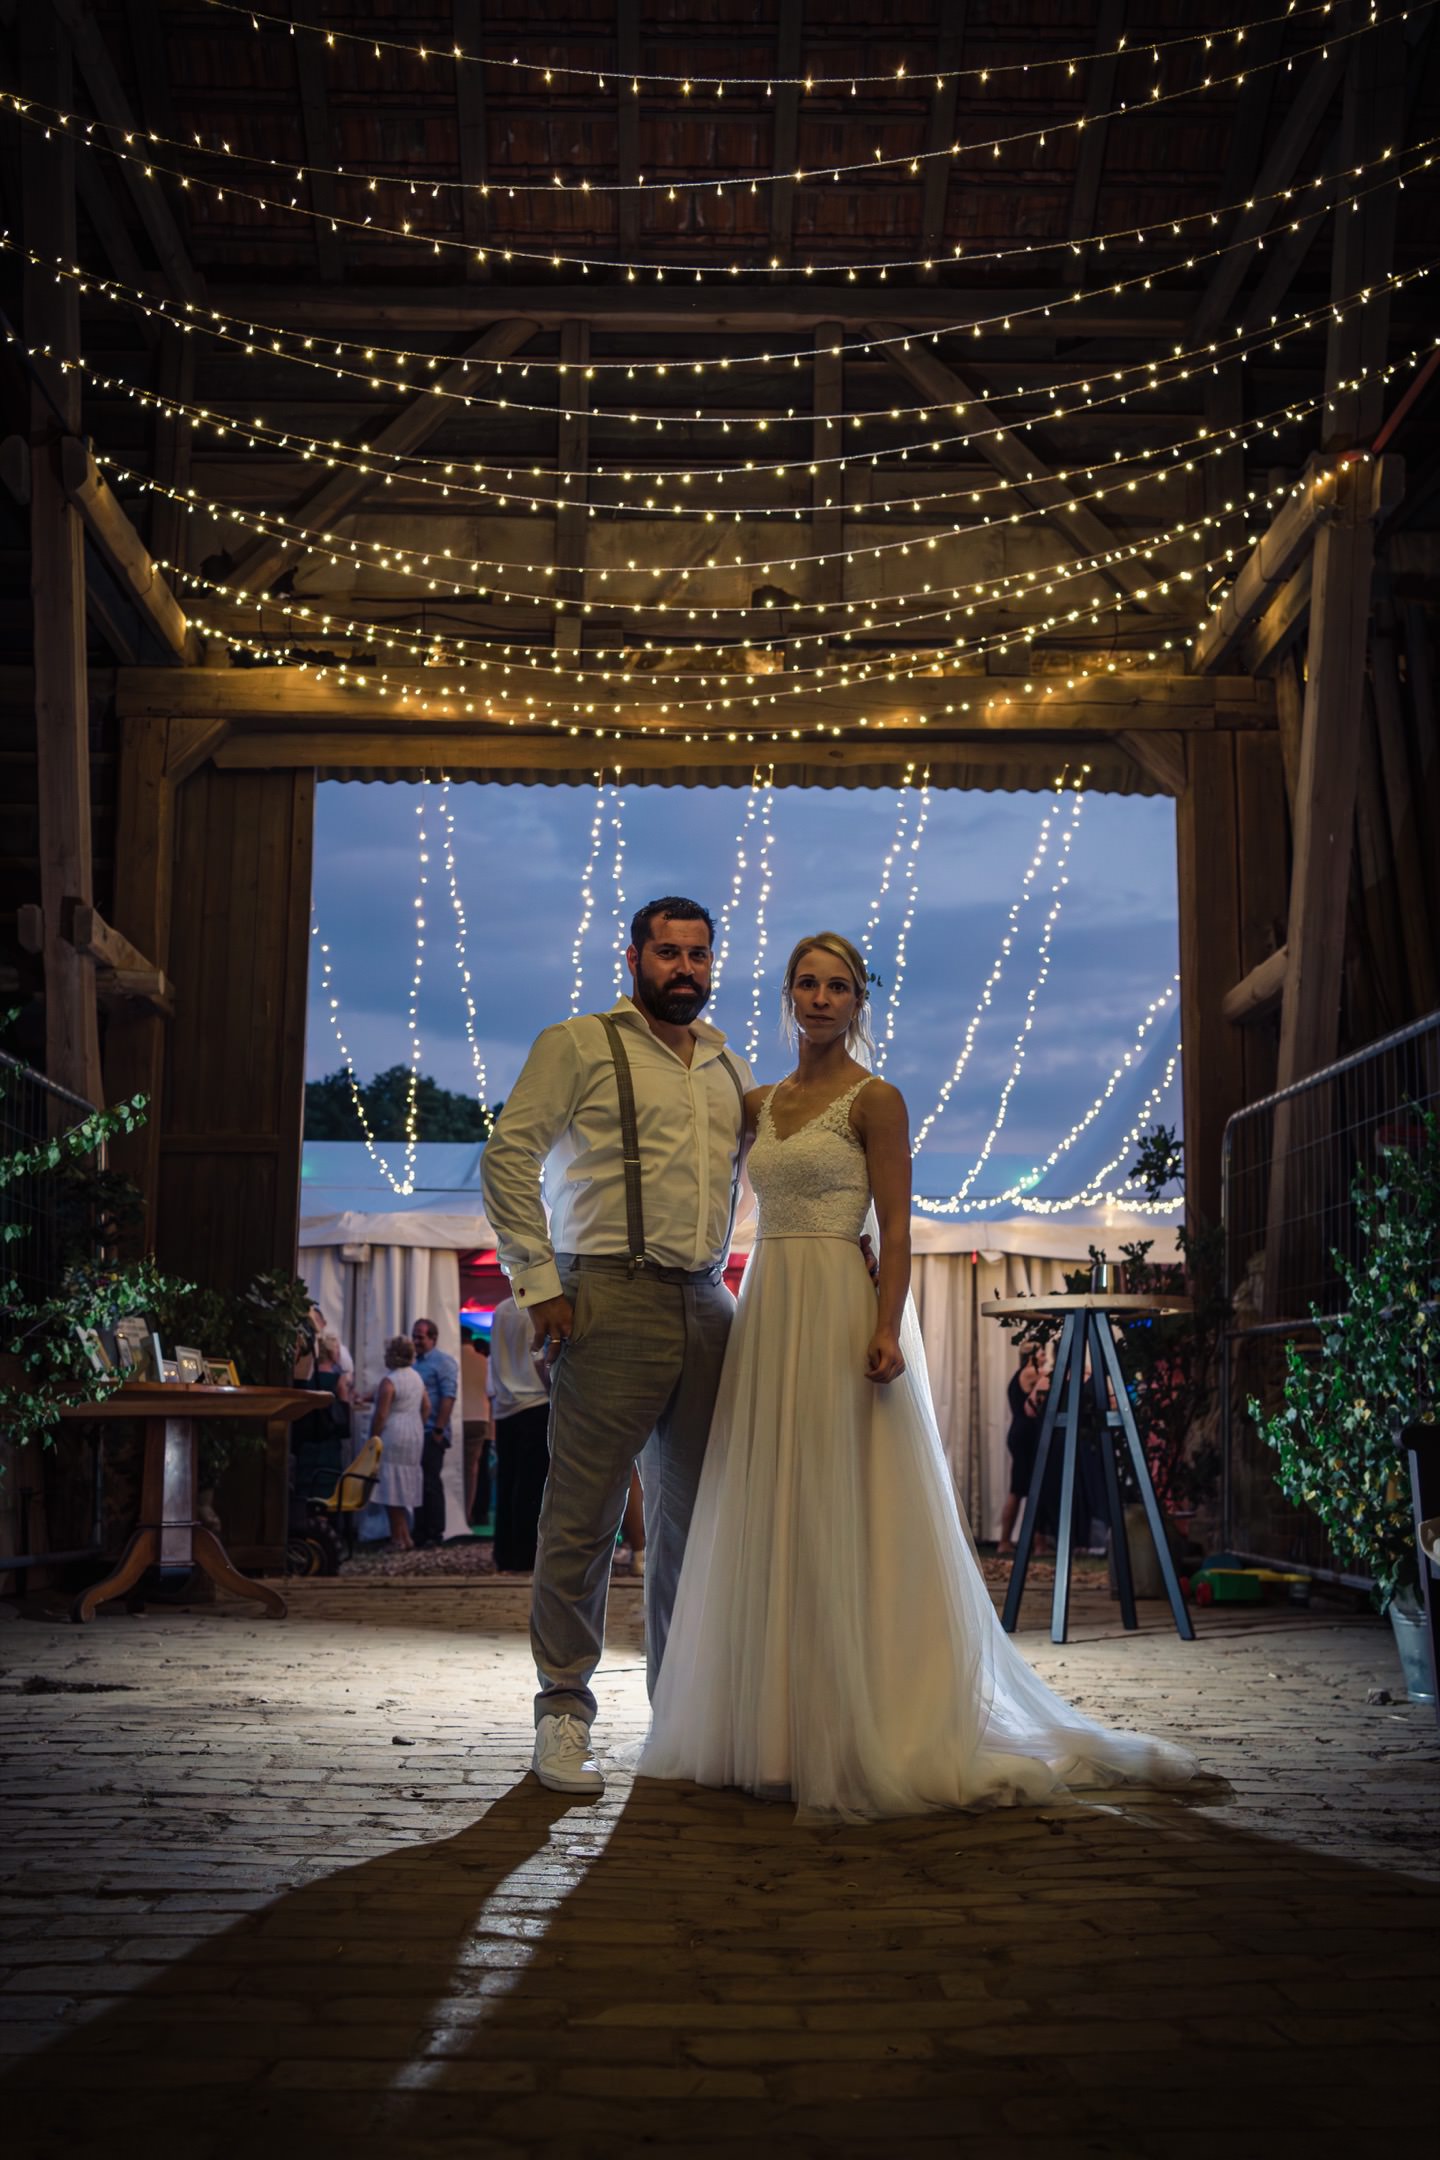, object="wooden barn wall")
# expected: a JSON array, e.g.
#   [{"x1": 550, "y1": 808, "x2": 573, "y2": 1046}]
[{"x1": 155, "y1": 765, "x2": 313, "y2": 1290}]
